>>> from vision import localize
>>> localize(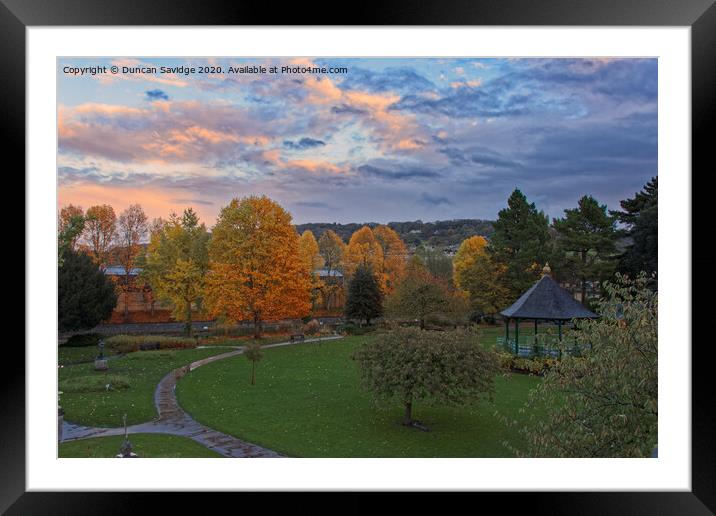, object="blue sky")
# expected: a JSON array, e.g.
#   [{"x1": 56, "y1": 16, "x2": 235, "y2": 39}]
[{"x1": 57, "y1": 57, "x2": 657, "y2": 225}]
